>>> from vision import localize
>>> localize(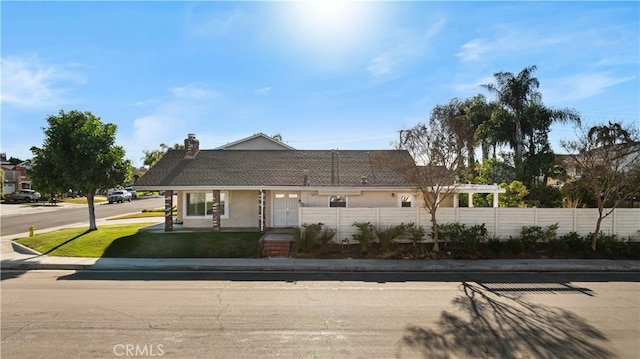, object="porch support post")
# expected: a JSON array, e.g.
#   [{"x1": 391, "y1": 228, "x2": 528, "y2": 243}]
[
  {"x1": 258, "y1": 189, "x2": 265, "y2": 232},
  {"x1": 453, "y1": 193, "x2": 459, "y2": 208},
  {"x1": 164, "y1": 190, "x2": 173, "y2": 232},
  {"x1": 468, "y1": 192, "x2": 474, "y2": 208},
  {"x1": 211, "y1": 190, "x2": 221, "y2": 231}
]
